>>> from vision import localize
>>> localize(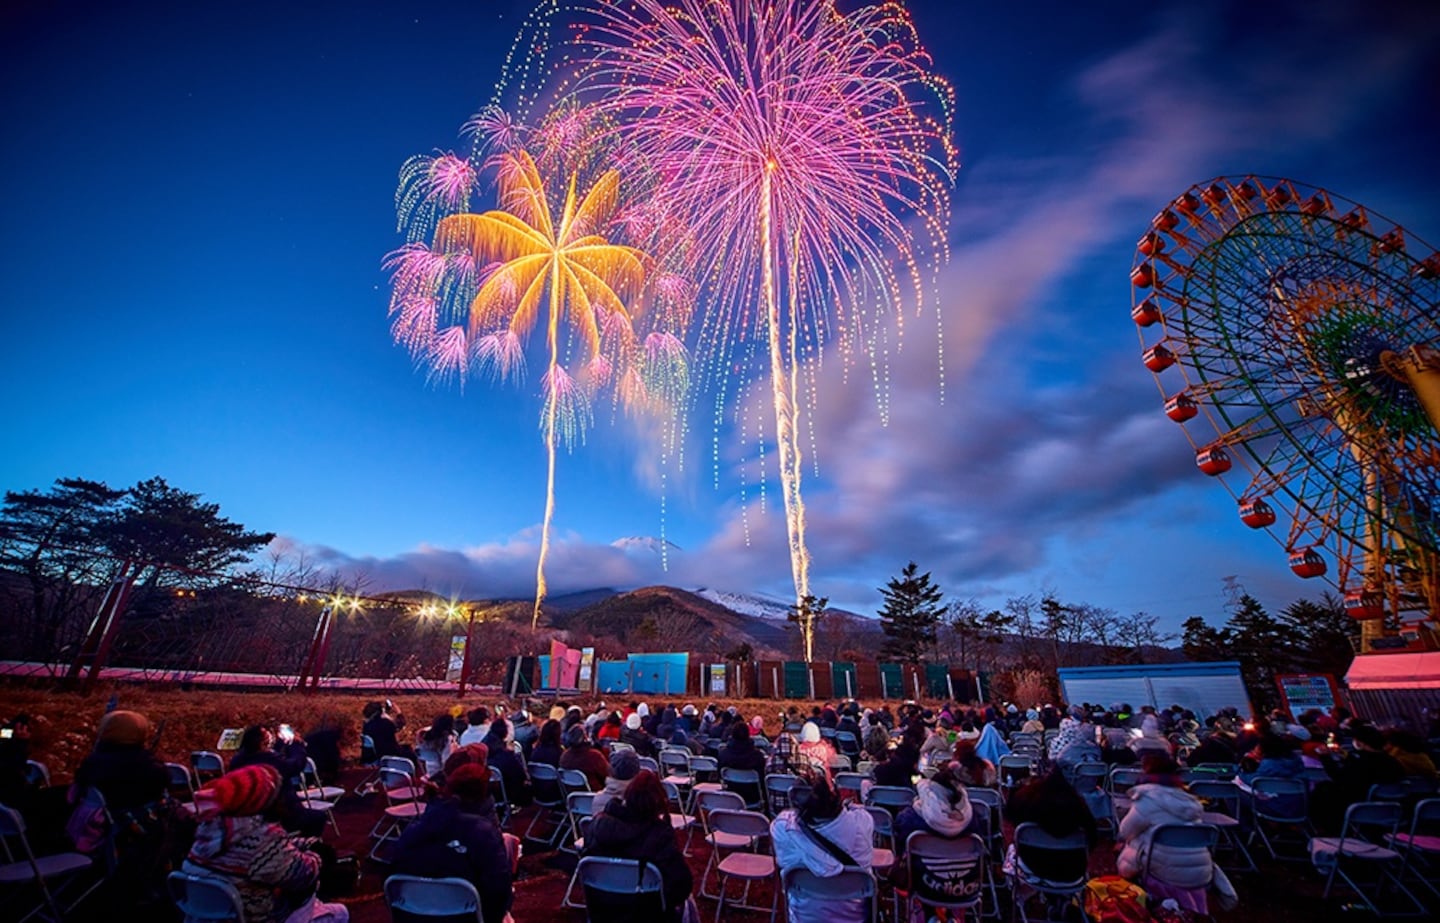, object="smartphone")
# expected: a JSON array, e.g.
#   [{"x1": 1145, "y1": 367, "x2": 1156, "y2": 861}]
[
  {"x1": 278, "y1": 724, "x2": 295, "y2": 743},
  {"x1": 0, "y1": 728, "x2": 12, "y2": 739}
]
